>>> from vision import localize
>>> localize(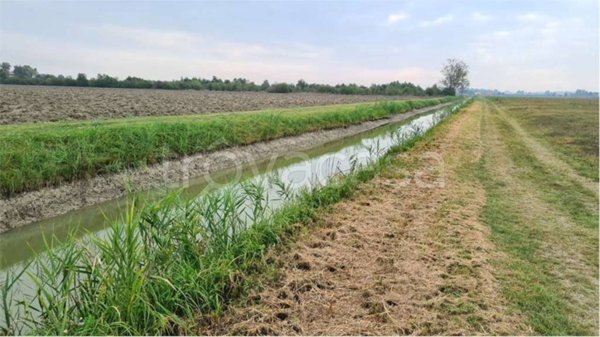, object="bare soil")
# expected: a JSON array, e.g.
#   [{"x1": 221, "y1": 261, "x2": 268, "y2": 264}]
[
  {"x1": 0, "y1": 85, "x2": 412, "y2": 124},
  {"x1": 199, "y1": 102, "x2": 530, "y2": 335}
]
